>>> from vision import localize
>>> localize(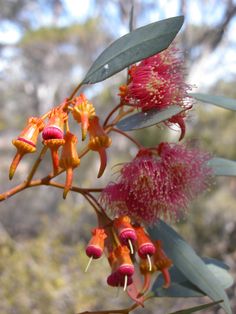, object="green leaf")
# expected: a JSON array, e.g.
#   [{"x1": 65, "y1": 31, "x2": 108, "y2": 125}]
[
  {"x1": 168, "y1": 300, "x2": 222, "y2": 314},
  {"x1": 152, "y1": 257, "x2": 233, "y2": 298},
  {"x1": 82, "y1": 16, "x2": 184, "y2": 84},
  {"x1": 208, "y1": 157, "x2": 236, "y2": 176},
  {"x1": 148, "y1": 220, "x2": 232, "y2": 314},
  {"x1": 191, "y1": 93, "x2": 236, "y2": 111},
  {"x1": 116, "y1": 106, "x2": 183, "y2": 131}
]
